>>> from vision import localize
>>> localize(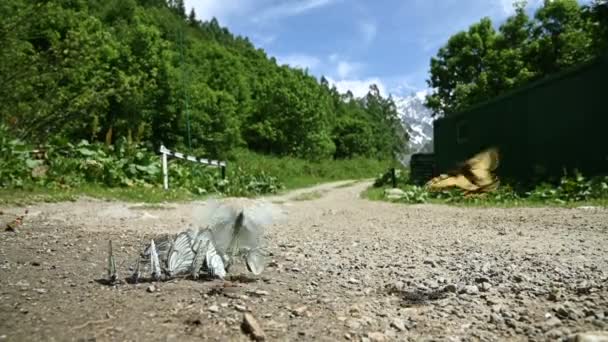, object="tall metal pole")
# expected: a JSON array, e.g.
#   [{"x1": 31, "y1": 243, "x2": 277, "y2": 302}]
[{"x1": 178, "y1": 28, "x2": 192, "y2": 152}]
